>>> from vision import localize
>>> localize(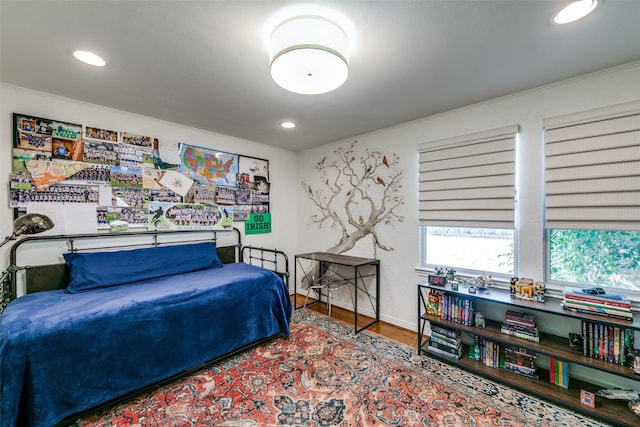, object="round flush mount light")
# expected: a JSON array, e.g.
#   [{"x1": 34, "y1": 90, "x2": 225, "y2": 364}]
[
  {"x1": 553, "y1": 0, "x2": 598, "y2": 24},
  {"x1": 73, "y1": 50, "x2": 106, "y2": 67},
  {"x1": 281, "y1": 121, "x2": 296, "y2": 128},
  {"x1": 269, "y1": 15, "x2": 349, "y2": 95}
]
